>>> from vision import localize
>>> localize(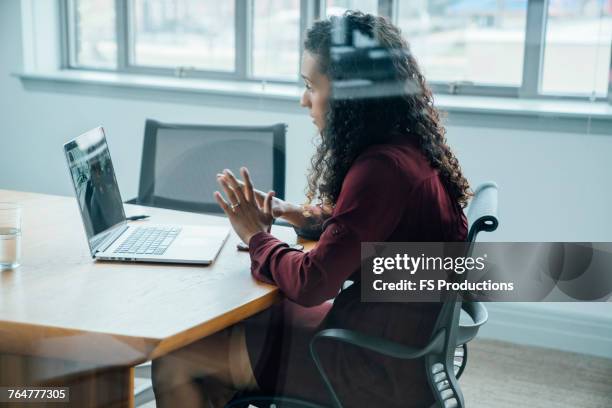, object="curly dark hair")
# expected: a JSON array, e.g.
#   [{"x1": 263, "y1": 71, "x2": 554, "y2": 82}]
[{"x1": 304, "y1": 11, "x2": 471, "y2": 208}]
